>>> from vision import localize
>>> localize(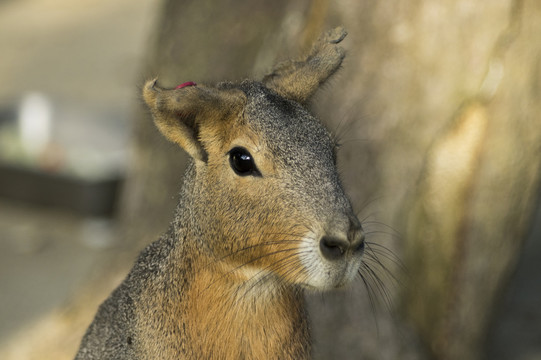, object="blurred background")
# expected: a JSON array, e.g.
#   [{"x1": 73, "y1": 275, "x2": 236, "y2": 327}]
[
  {"x1": 0, "y1": 0, "x2": 159, "y2": 352},
  {"x1": 0, "y1": 0, "x2": 540, "y2": 359}
]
